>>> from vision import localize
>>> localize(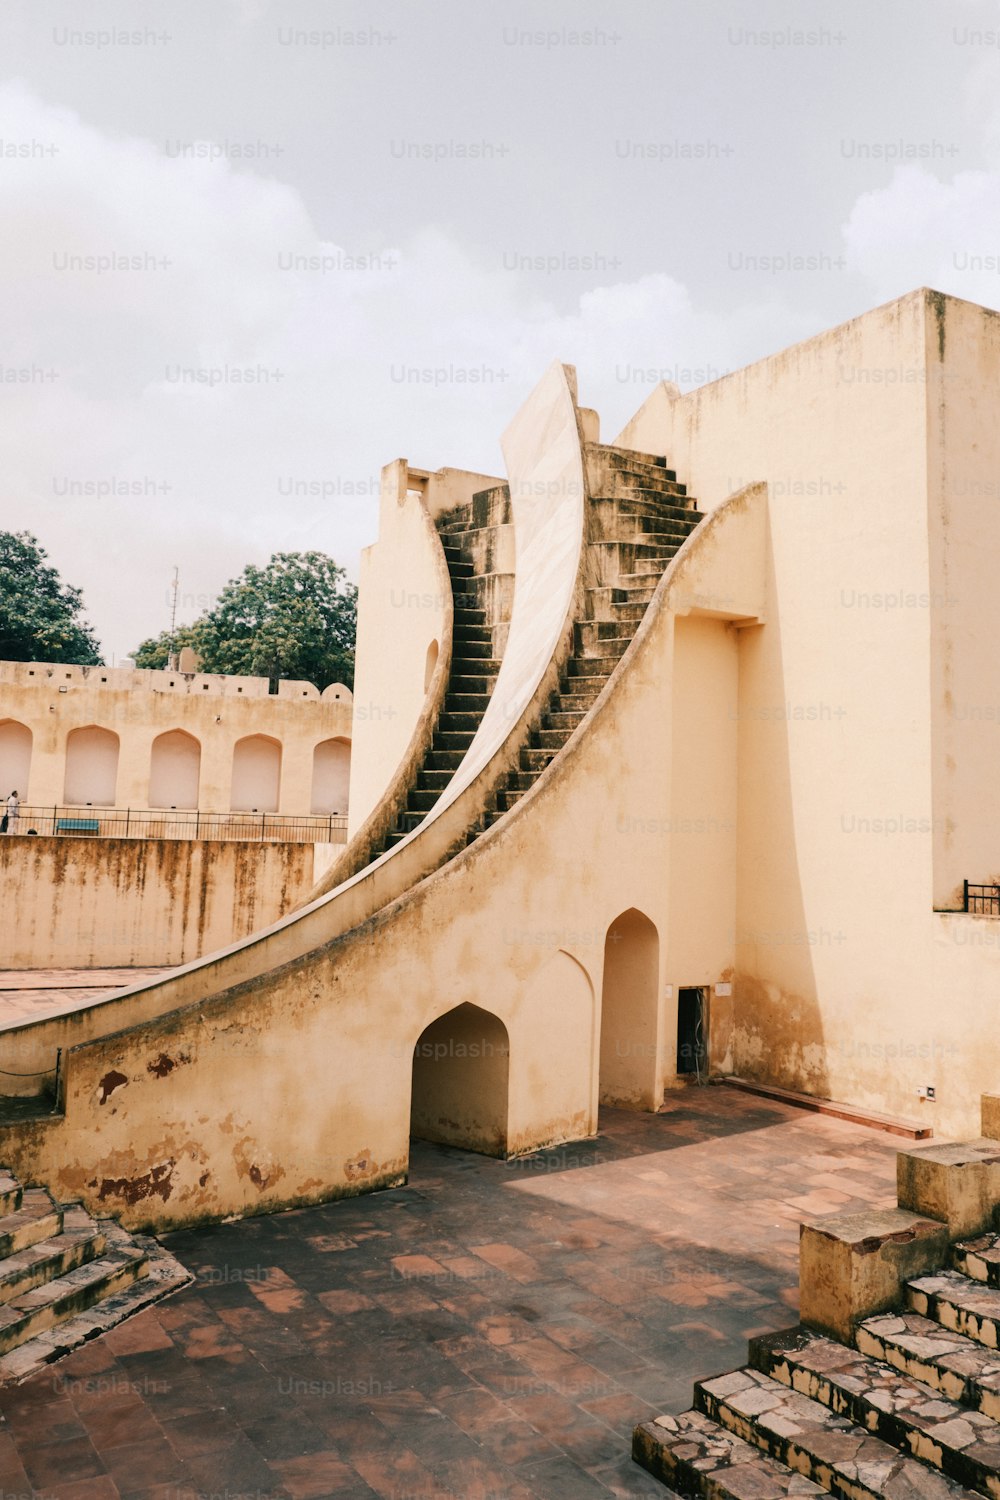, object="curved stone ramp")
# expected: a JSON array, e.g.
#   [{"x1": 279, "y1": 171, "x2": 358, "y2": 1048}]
[
  {"x1": 0, "y1": 364, "x2": 589, "y2": 1098},
  {"x1": 0, "y1": 404, "x2": 767, "y2": 1235}
]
